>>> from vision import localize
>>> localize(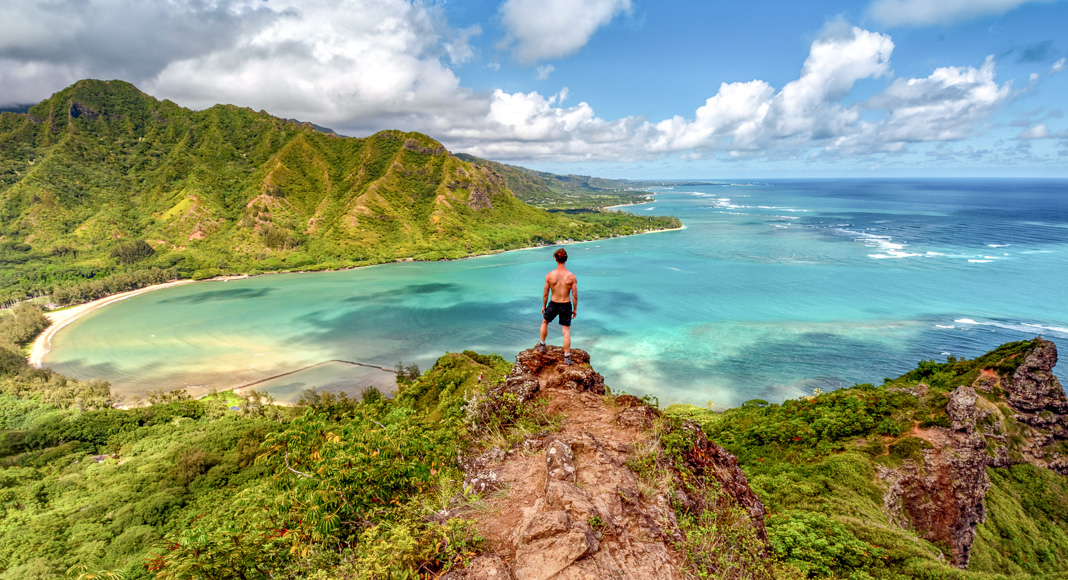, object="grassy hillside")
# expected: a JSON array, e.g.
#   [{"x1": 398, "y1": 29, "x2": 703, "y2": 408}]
[
  {"x1": 0, "y1": 80, "x2": 679, "y2": 306},
  {"x1": 0, "y1": 344, "x2": 511, "y2": 579}
]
